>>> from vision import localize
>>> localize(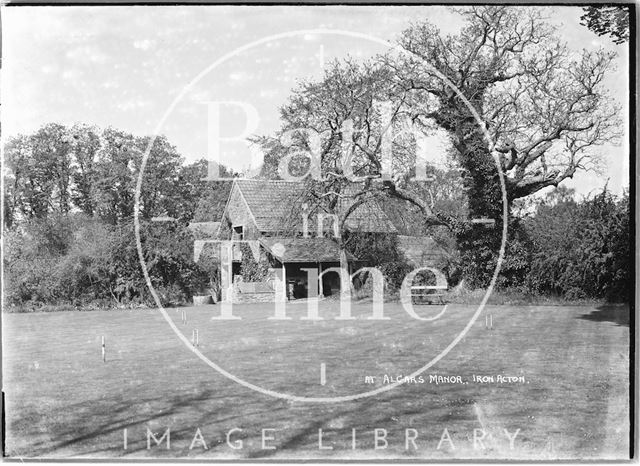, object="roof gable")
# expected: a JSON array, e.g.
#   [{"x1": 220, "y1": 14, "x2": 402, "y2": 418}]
[{"x1": 234, "y1": 179, "x2": 304, "y2": 232}]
